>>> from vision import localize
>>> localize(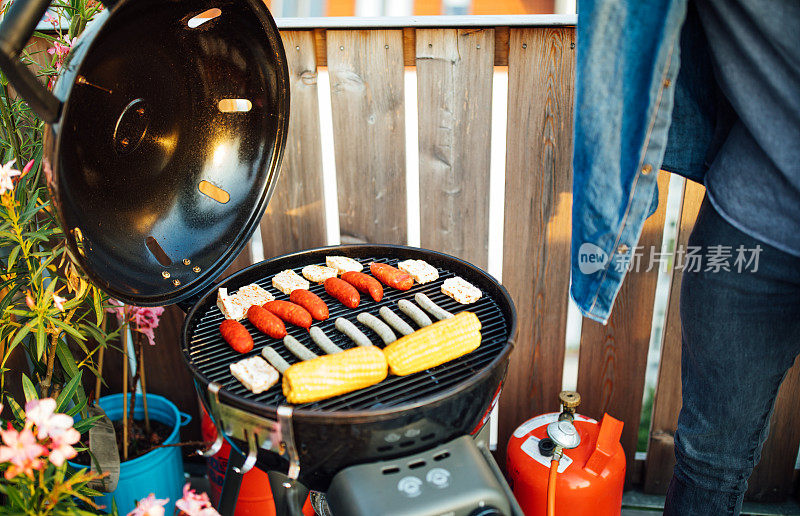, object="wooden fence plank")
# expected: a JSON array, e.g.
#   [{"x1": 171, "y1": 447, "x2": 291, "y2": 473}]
[
  {"x1": 416, "y1": 28, "x2": 494, "y2": 269},
  {"x1": 258, "y1": 31, "x2": 327, "y2": 258},
  {"x1": 577, "y1": 170, "x2": 670, "y2": 483},
  {"x1": 327, "y1": 30, "x2": 407, "y2": 244},
  {"x1": 497, "y1": 27, "x2": 575, "y2": 468},
  {"x1": 644, "y1": 179, "x2": 704, "y2": 493}
]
